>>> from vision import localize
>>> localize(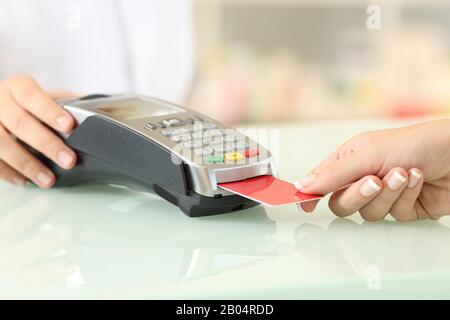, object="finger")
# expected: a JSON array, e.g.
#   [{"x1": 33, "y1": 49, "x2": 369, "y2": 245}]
[
  {"x1": 7, "y1": 75, "x2": 74, "y2": 132},
  {"x1": 304, "y1": 131, "x2": 387, "y2": 182},
  {"x1": 359, "y1": 168, "x2": 409, "y2": 221},
  {"x1": 0, "y1": 125, "x2": 55, "y2": 188},
  {"x1": 46, "y1": 90, "x2": 79, "y2": 100},
  {"x1": 0, "y1": 160, "x2": 27, "y2": 186},
  {"x1": 308, "y1": 140, "x2": 355, "y2": 175},
  {"x1": 298, "y1": 199, "x2": 320, "y2": 213},
  {"x1": 295, "y1": 144, "x2": 383, "y2": 195},
  {"x1": 0, "y1": 98, "x2": 76, "y2": 169},
  {"x1": 389, "y1": 168, "x2": 424, "y2": 221},
  {"x1": 328, "y1": 176, "x2": 382, "y2": 217}
]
